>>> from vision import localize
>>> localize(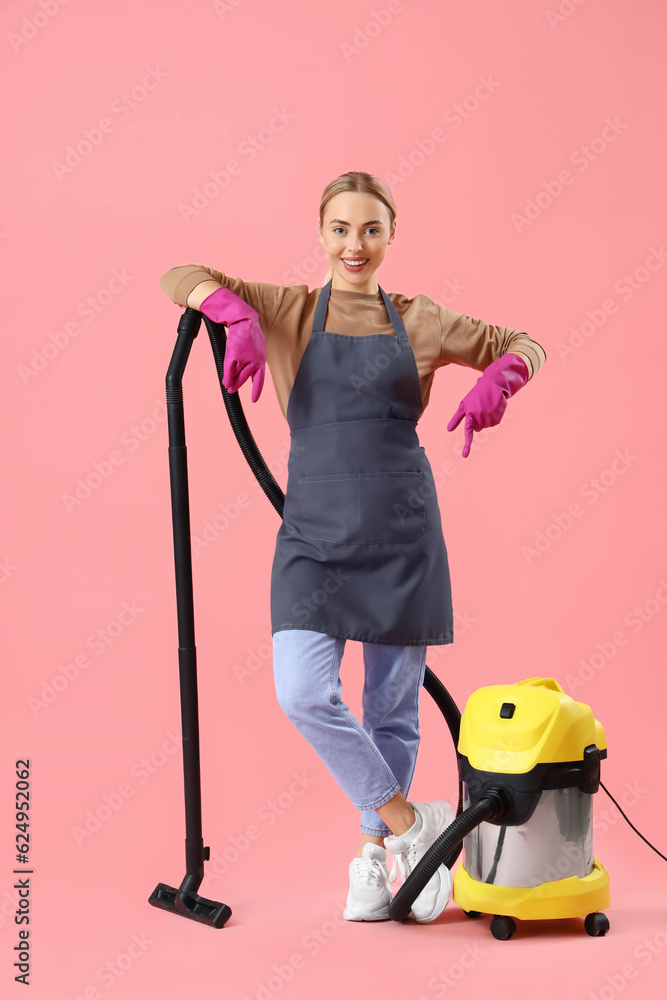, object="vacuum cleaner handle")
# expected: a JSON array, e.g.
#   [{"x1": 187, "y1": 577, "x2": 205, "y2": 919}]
[{"x1": 149, "y1": 306, "x2": 232, "y2": 929}]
